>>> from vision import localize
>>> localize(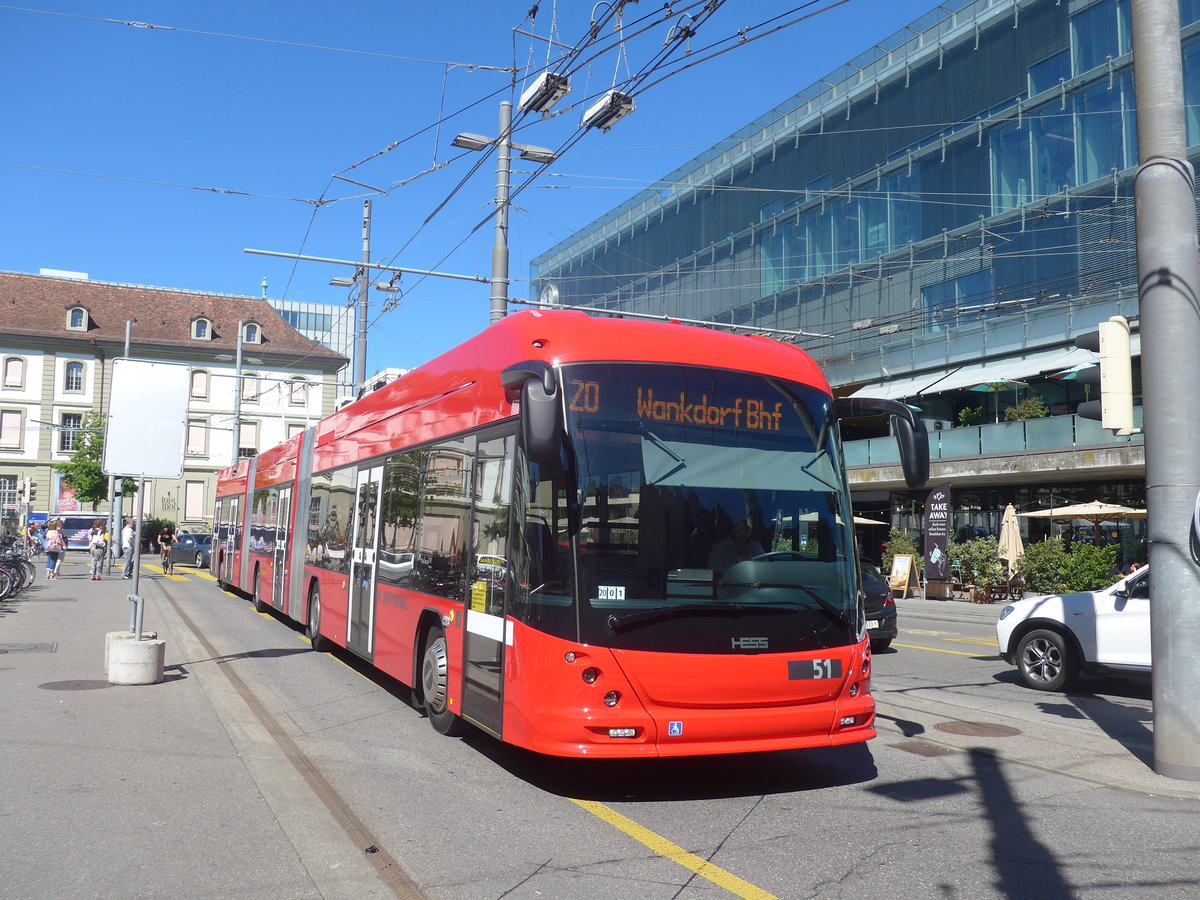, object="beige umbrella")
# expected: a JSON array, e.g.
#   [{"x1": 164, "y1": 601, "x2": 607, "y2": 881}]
[
  {"x1": 1018, "y1": 500, "x2": 1146, "y2": 545},
  {"x1": 1017, "y1": 501, "x2": 1147, "y2": 529},
  {"x1": 997, "y1": 503, "x2": 1024, "y2": 577},
  {"x1": 853, "y1": 515, "x2": 888, "y2": 526}
]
